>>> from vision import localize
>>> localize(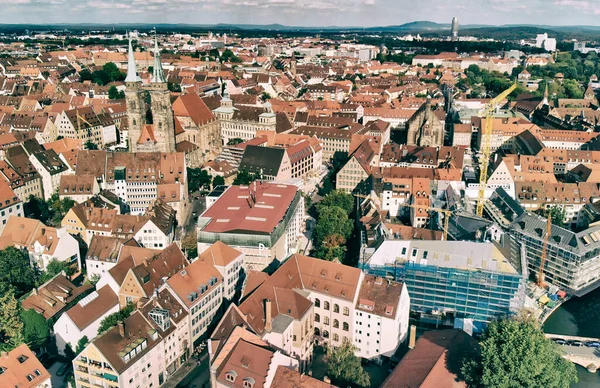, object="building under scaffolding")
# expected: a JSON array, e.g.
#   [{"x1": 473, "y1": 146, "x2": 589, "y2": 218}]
[{"x1": 360, "y1": 240, "x2": 526, "y2": 331}]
